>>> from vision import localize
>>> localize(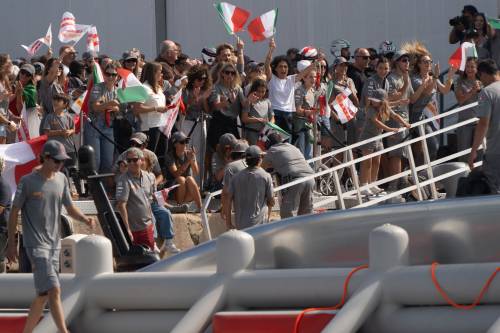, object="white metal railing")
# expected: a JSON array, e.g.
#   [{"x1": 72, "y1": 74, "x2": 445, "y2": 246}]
[{"x1": 200, "y1": 102, "x2": 481, "y2": 240}]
